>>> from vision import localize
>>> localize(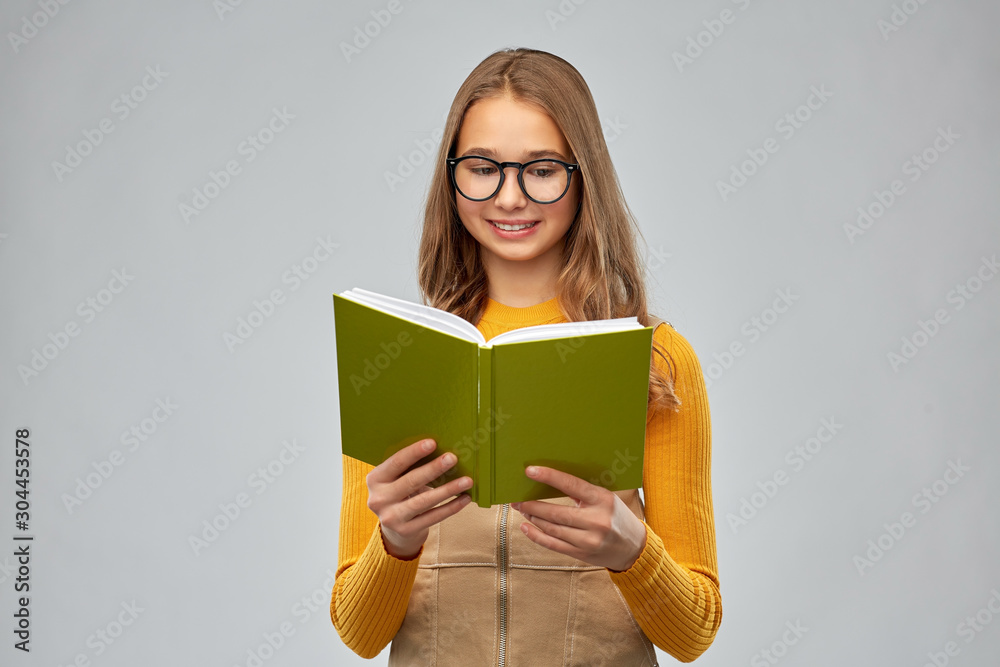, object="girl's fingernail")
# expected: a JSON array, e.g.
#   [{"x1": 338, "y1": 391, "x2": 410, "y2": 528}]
[
  {"x1": 526, "y1": 466, "x2": 538, "y2": 477},
  {"x1": 422, "y1": 440, "x2": 434, "y2": 452}
]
